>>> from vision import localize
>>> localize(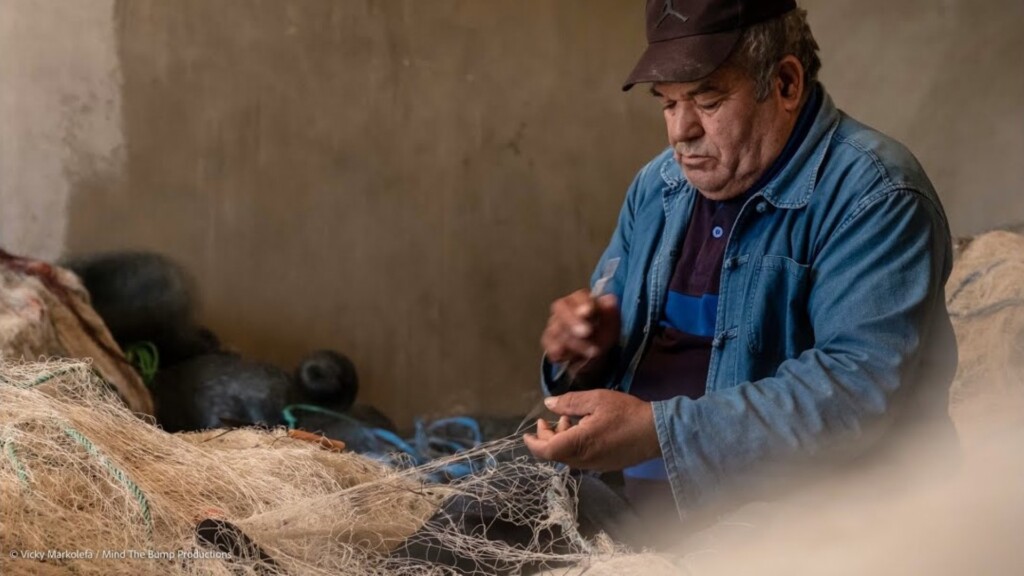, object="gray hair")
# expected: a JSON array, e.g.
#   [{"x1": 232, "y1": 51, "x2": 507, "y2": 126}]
[{"x1": 728, "y1": 8, "x2": 822, "y2": 101}]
